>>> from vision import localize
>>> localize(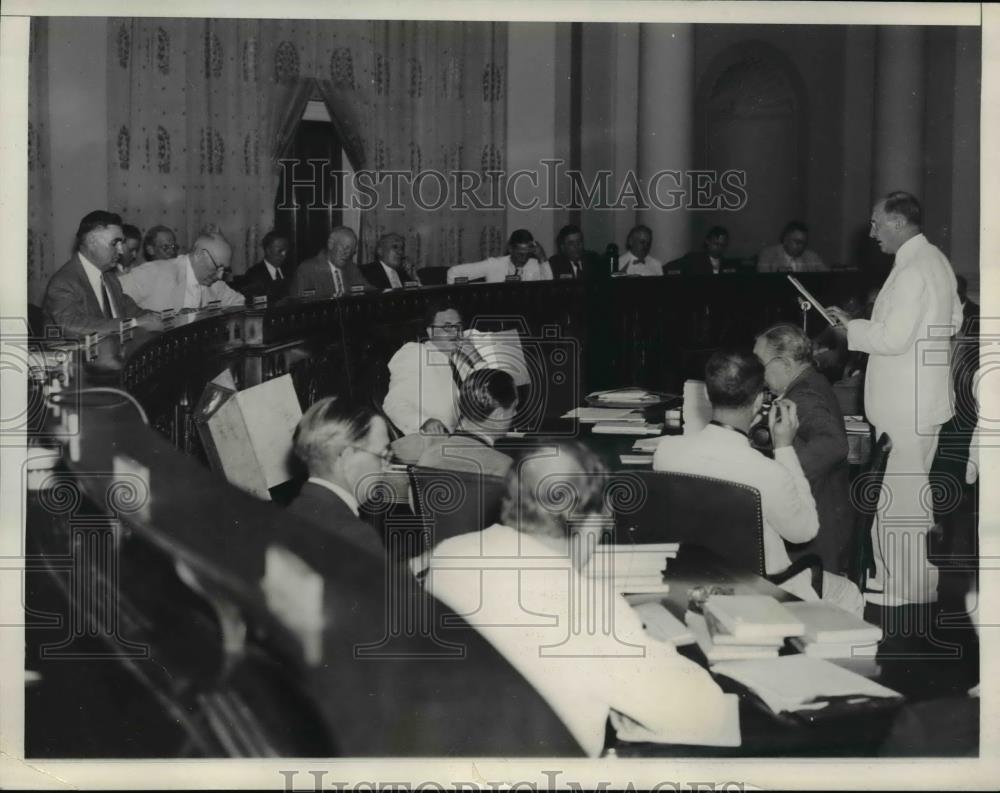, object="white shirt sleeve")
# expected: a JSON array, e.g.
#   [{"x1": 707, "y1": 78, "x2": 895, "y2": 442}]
[
  {"x1": 448, "y1": 258, "x2": 503, "y2": 283},
  {"x1": 766, "y1": 447, "x2": 820, "y2": 544}
]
